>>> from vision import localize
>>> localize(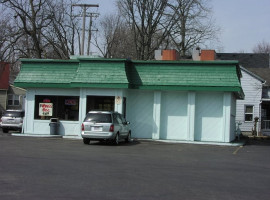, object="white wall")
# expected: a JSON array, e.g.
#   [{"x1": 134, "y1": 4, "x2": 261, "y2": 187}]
[
  {"x1": 24, "y1": 88, "x2": 125, "y2": 136},
  {"x1": 126, "y1": 90, "x2": 154, "y2": 139},
  {"x1": 230, "y1": 94, "x2": 237, "y2": 141},
  {"x1": 126, "y1": 90, "x2": 235, "y2": 142},
  {"x1": 24, "y1": 88, "x2": 237, "y2": 143},
  {"x1": 24, "y1": 88, "x2": 81, "y2": 135},
  {"x1": 160, "y1": 92, "x2": 188, "y2": 140},
  {"x1": 236, "y1": 70, "x2": 263, "y2": 132},
  {"x1": 194, "y1": 92, "x2": 224, "y2": 142}
]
